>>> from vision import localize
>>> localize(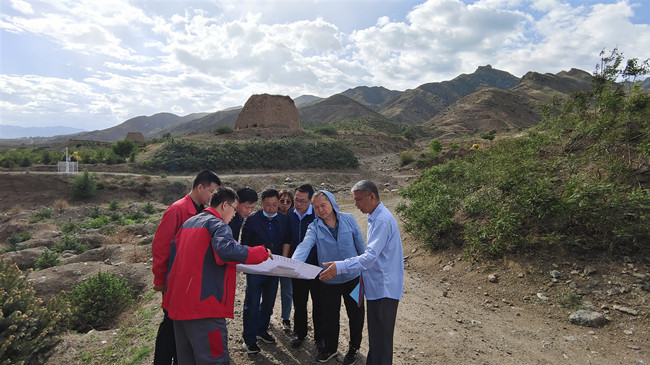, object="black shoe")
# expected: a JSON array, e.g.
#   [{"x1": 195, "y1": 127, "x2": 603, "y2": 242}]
[
  {"x1": 243, "y1": 342, "x2": 260, "y2": 354},
  {"x1": 281, "y1": 319, "x2": 292, "y2": 332},
  {"x1": 317, "y1": 349, "x2": 337, "y2": 363},
  {"x1": 290, "y1": 335, "x2": 304, "y2": 348},
  {"x1": 343, "y1": 347, "x2": 359, "y2": 365},
  {"x1": 256, "y1": 331, "x2": 275, "y2": 344}
]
